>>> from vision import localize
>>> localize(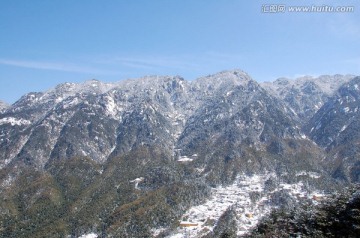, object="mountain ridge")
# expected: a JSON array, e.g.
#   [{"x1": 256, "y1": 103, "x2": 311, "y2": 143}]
[
  {"x1": 0, "y1": 70, "x2": 355, "y2": 171},
  {"x1": 261, "y1": 74, "x2": 355, "y2": 122}
]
